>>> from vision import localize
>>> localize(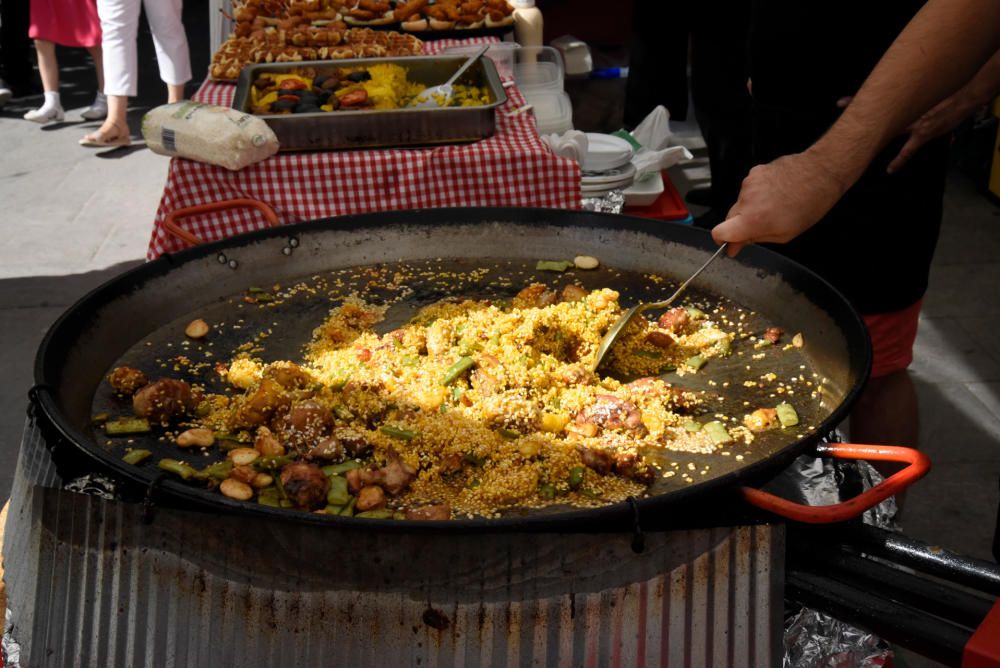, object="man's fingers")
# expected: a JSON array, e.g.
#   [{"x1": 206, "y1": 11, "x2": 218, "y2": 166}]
[
  {"x1": 887, "y1": 134, "x2": 924, "y2": 174},
  {"x1": 712, "y1": 213, "x2": 755, "y2": 247}
]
